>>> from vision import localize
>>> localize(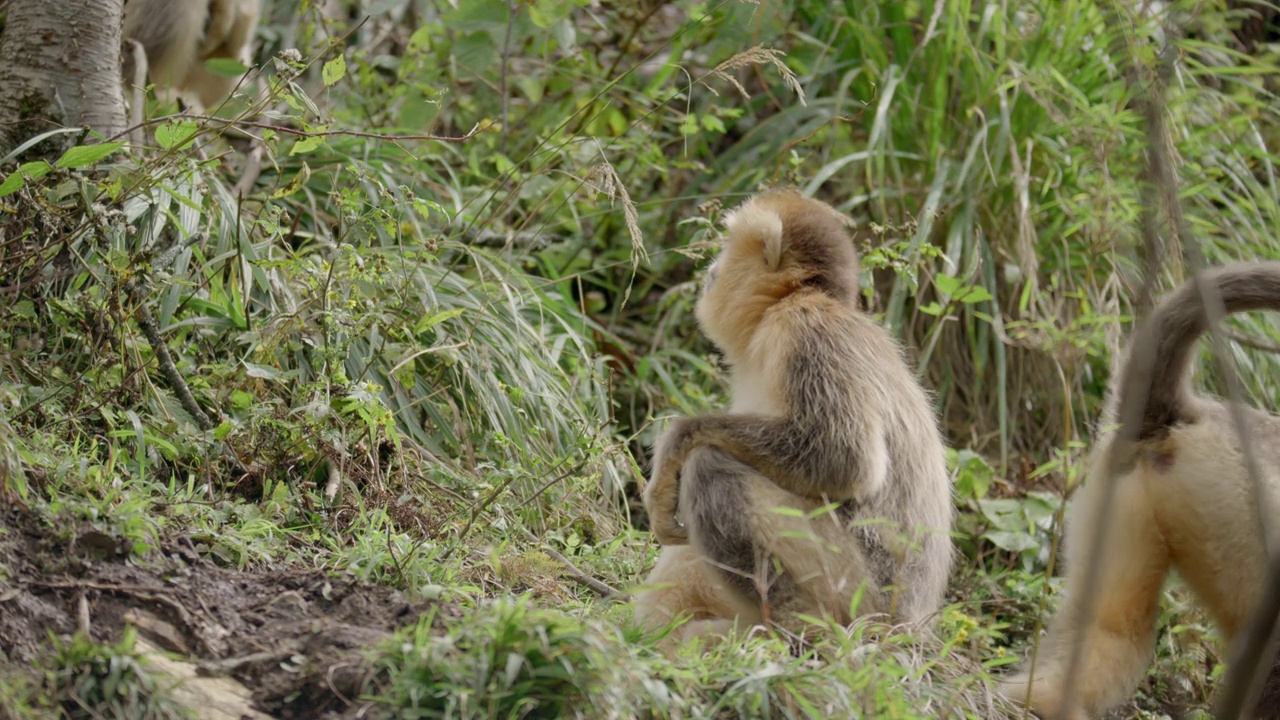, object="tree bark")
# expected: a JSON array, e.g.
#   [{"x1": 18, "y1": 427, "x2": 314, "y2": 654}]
[{"x1": 0, "y1": 0, "x2": 126, "y2": 160}]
